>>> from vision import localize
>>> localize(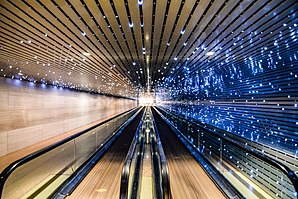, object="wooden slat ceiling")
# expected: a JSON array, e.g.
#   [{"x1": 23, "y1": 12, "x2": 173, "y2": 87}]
[{"x1": 0, "y1": 0, "x2": 297, "y2": 98}]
